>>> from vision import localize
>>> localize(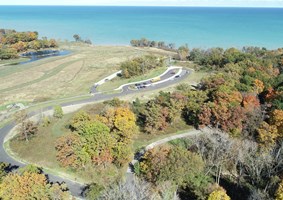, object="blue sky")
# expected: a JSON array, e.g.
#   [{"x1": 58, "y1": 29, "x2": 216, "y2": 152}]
[{"x1": 1, "y1": 0, "x2": 283, "y2": 7}]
